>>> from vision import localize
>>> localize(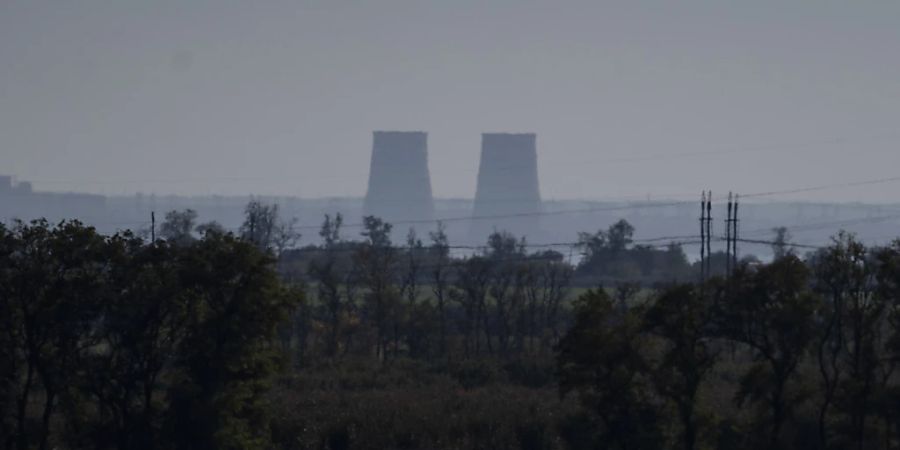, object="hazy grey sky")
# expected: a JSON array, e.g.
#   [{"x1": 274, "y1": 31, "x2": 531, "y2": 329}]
[{"x1": 2, "y1": 1, "x2": 899, "y2": 202}]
